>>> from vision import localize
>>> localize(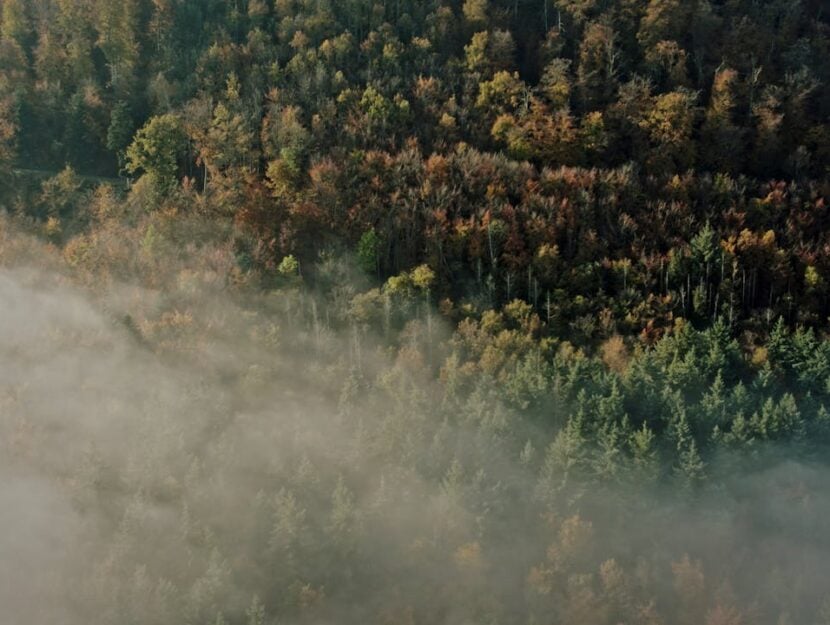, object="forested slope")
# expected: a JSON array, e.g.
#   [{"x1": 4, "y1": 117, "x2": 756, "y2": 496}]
[
  {"x1": 1, "y1": 1, "x2": 830, "y2": 624},
  {"x1": 0, "y1": 0, "x2": 828, "y2": 333}
]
